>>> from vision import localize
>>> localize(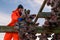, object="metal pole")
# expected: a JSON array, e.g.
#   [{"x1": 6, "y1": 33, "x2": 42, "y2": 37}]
[{"x1": 34, "y1": 0, "x2": 48, "y2": 23}]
